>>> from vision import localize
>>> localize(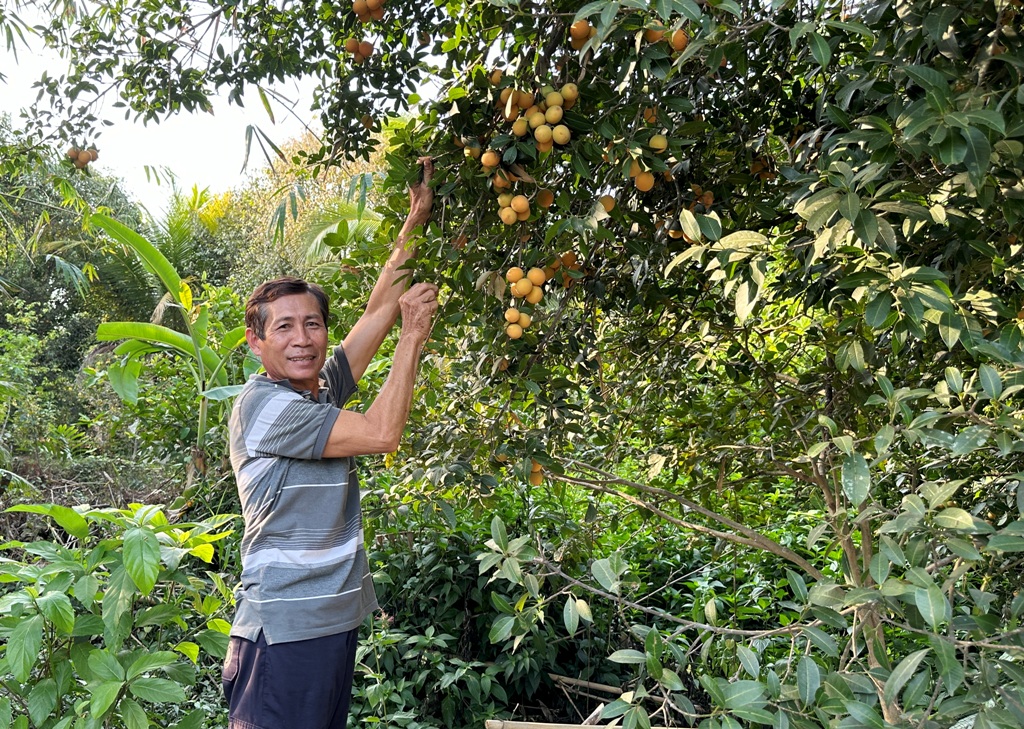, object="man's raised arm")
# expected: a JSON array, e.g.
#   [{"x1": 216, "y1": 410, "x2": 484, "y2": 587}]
[{"x1": 343, "y1": 157, "x2": 435, "y2": 382}]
